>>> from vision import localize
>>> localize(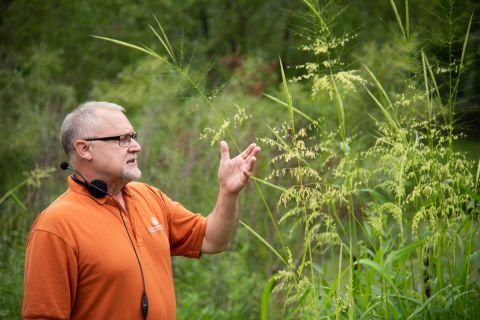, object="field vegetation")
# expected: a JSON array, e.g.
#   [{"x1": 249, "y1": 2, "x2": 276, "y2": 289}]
[{"x1": 1, "y1": 0, "x2": 479, "y2": 318}]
